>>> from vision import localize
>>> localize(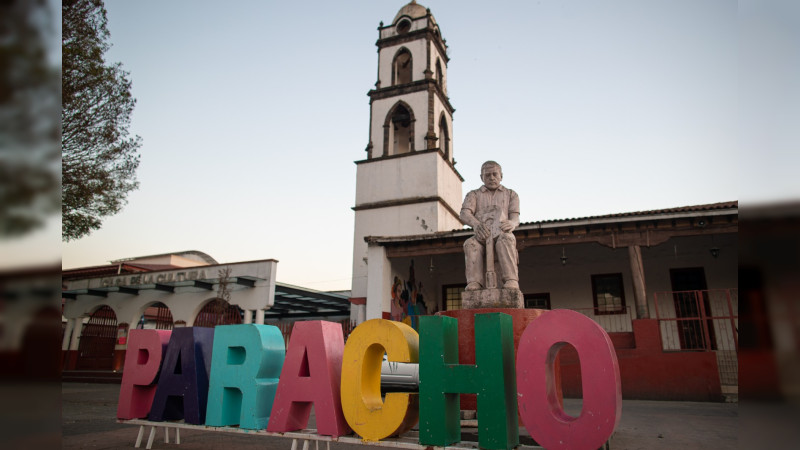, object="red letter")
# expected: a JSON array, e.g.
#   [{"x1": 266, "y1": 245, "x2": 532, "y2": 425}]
[
  {"x1": 516, "y1": 310, "x2": 621, "y2": 450},
  {"x1": 267, "y1": 321, "x2": 350, "y2": 436}
]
